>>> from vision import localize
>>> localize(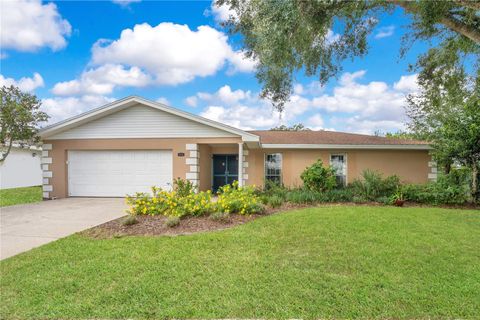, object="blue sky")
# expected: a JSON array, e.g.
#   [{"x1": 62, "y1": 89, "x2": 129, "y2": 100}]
[{"x1": 0, "y1": 0, "x2": 429, "y2": 134}]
